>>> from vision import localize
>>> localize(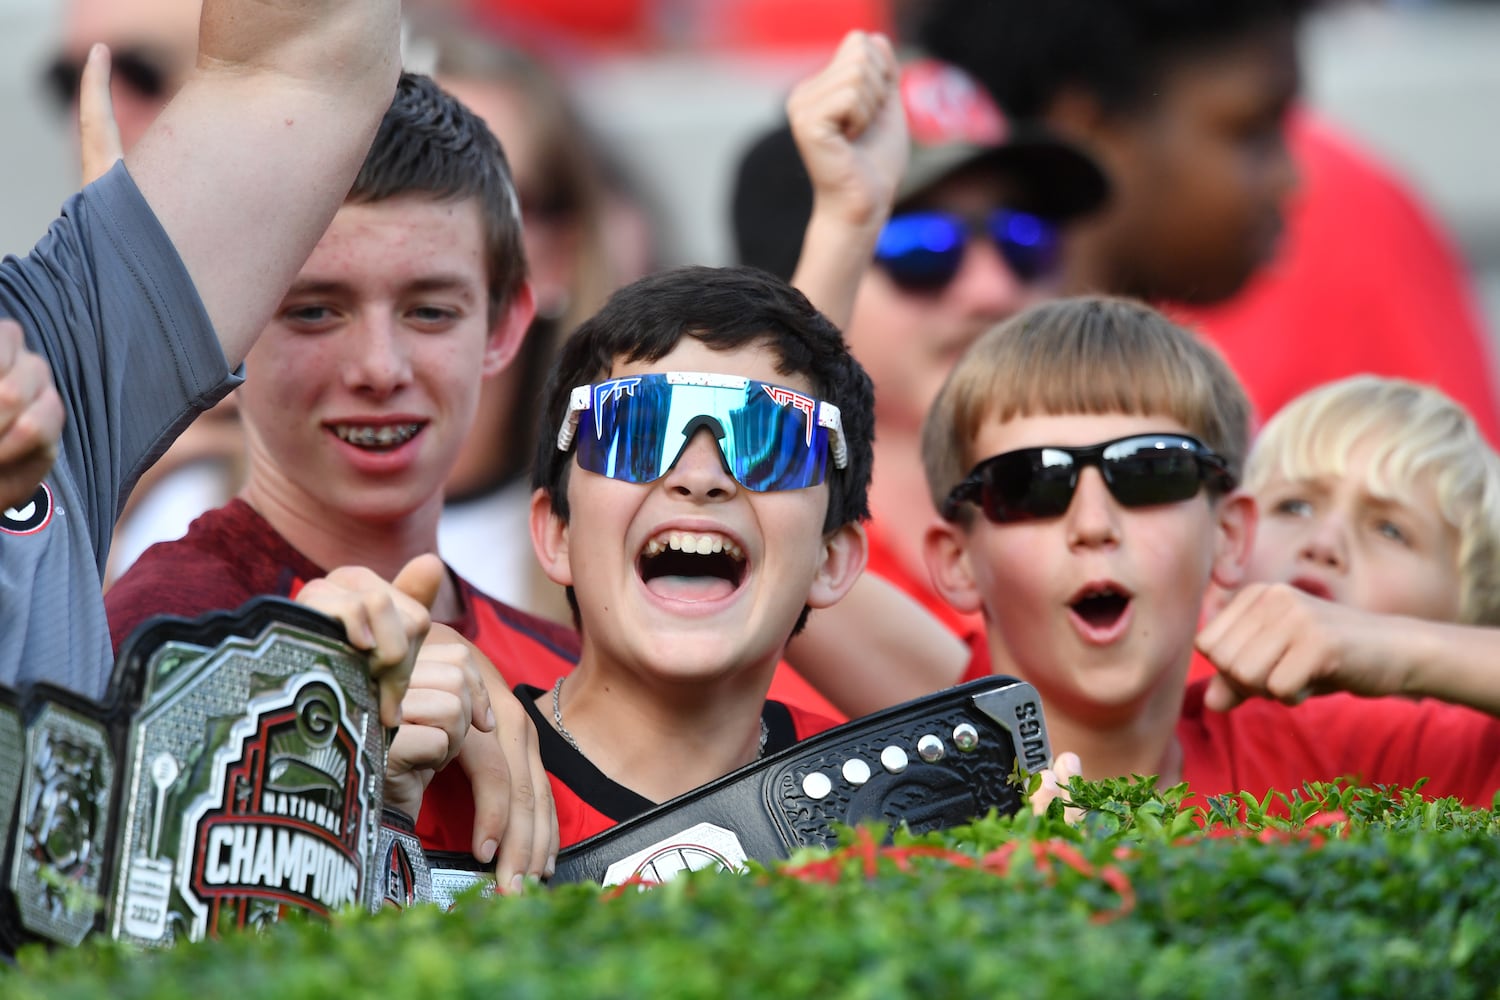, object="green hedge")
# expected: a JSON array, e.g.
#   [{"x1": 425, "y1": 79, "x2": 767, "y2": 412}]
[{"x1": 5, "y1": 778, "x2": 1499, "y2": 999}]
